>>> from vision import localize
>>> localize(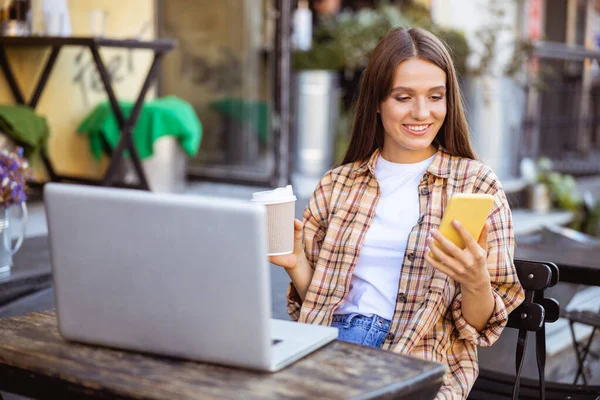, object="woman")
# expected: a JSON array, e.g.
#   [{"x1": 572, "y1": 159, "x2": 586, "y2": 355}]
[{"x1": 270, "y1": 27, "x2": 524, "y2": 399}]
